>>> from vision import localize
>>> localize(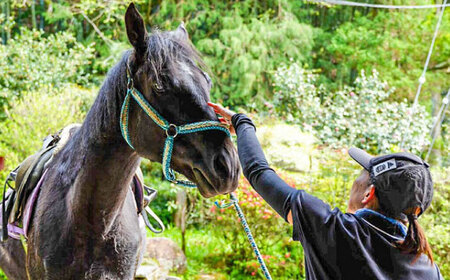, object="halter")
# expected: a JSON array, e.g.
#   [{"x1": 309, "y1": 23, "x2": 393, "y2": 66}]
[{"x1": 120, "y1": 65, "x2": 231, "y2": 187}]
